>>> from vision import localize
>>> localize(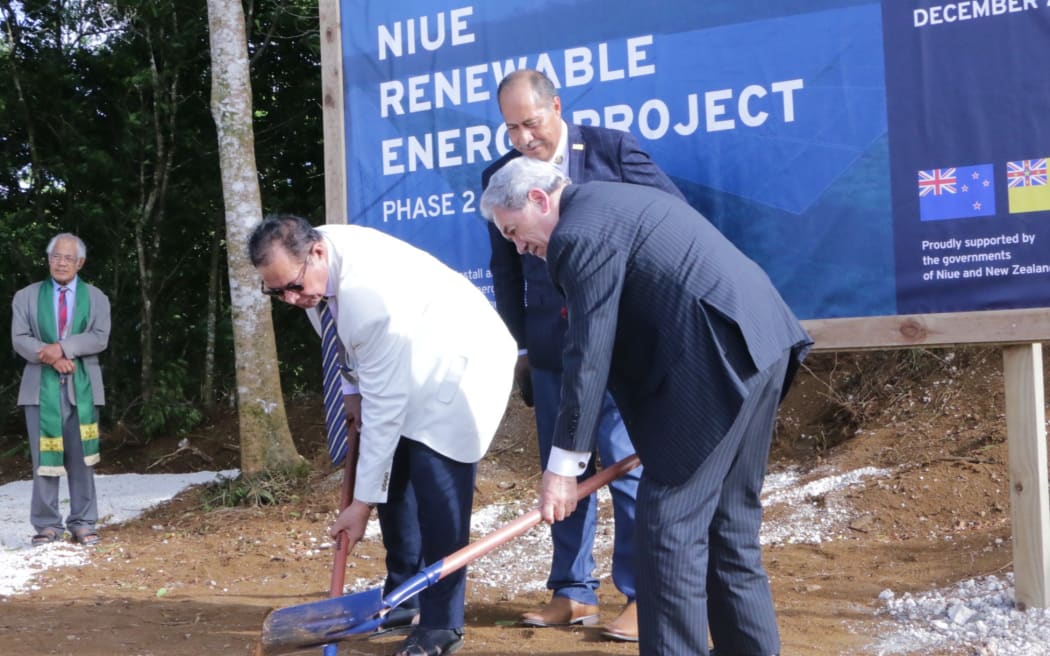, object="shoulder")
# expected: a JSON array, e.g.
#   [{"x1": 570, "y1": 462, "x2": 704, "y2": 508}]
[
  {"x1": 560, "y1": 180, "x2": 659, "y2": 226},
  {"x1": 15, "y1": 280, "x2": 44, "y2": 294},
  {"x1": 319, "y1": 223, "x2": 380, "y2": 245},
  {"x1": 557, "y1": 184, "x2": 617, "y2": 226},
  {"x1": 13, "y1": 281, "x2": 44, "y2": 301},
  {"x1": 85, "y1": 282, "x2": 109, "y2": 299},
  {"x1": 575, "y1": 123, "x2": 632, "y2": 146},
  {"x1": 83, "y1": 282, "x2": 111, "y2": 309},
  {"x1": 482, "y1": 150, "x2": 522, "y2": 187}
]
